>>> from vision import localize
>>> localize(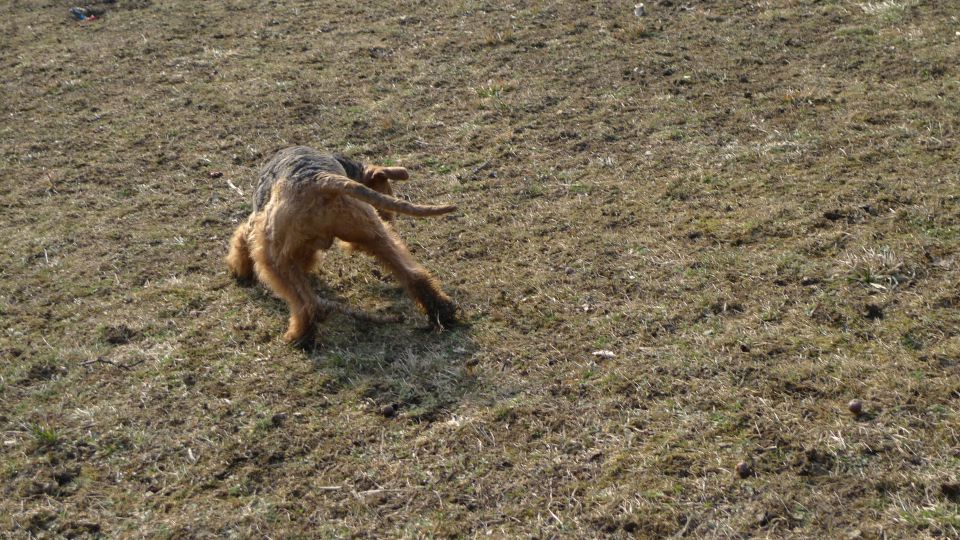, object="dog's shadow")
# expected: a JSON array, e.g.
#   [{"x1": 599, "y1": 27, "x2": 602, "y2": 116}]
[{"x1": 248, "y1": 277, "x2": 478, "y2": 422}]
